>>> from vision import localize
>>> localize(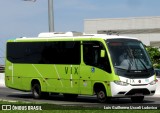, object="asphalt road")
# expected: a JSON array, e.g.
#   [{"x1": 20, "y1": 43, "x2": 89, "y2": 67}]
[{"x1": 1, "y1": 87, "x2": 160, "y2": 107}]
